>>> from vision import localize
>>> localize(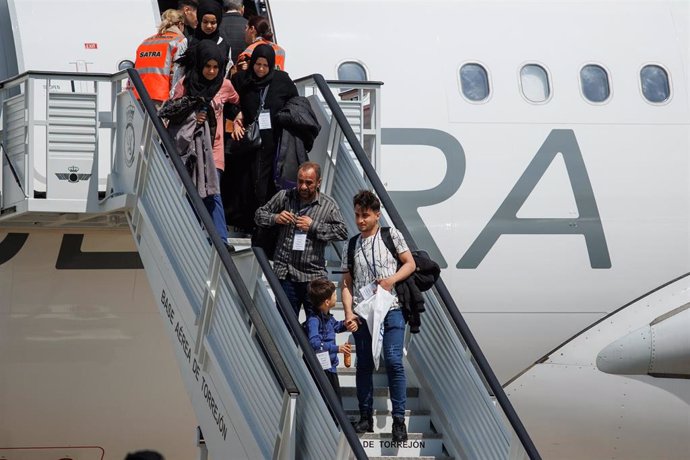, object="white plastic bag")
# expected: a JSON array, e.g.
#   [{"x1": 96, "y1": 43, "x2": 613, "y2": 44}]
[{"x1": 354, "y1": 288, "x2": 396, "y2": 370}]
